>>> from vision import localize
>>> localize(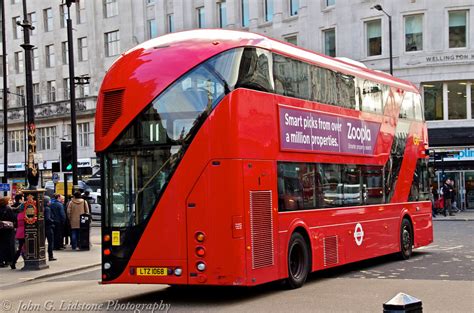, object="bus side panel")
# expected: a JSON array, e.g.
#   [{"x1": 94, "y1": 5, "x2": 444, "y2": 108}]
[
  {"x1": 410, "y1": 202, "x2": 434, "y2": 248},
  {"x1": 243, "y1": 160, "x2": 280, "y2": 286},
  {"x1": 186, "y1": 159, "x2": 246, "y2": 286}
]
